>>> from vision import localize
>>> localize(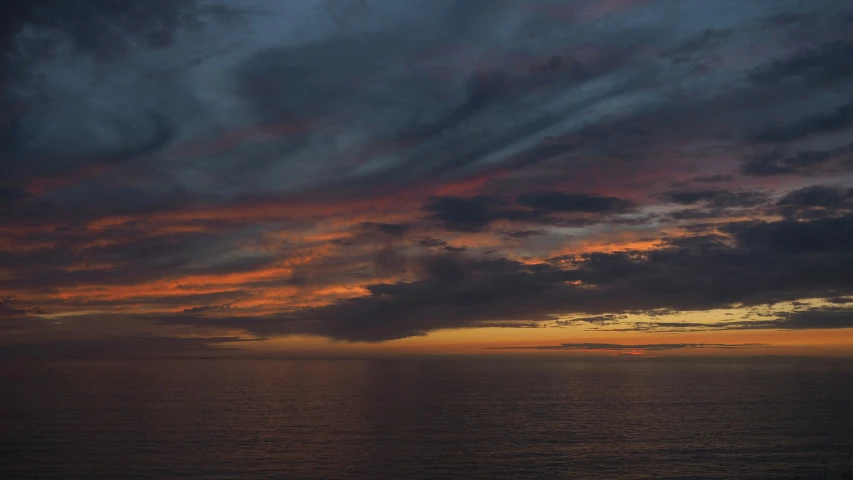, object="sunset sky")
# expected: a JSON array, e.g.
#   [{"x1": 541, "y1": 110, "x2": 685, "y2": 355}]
[{"x1": 2, "y1": 0, "x2": 853, "y2": 357}]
